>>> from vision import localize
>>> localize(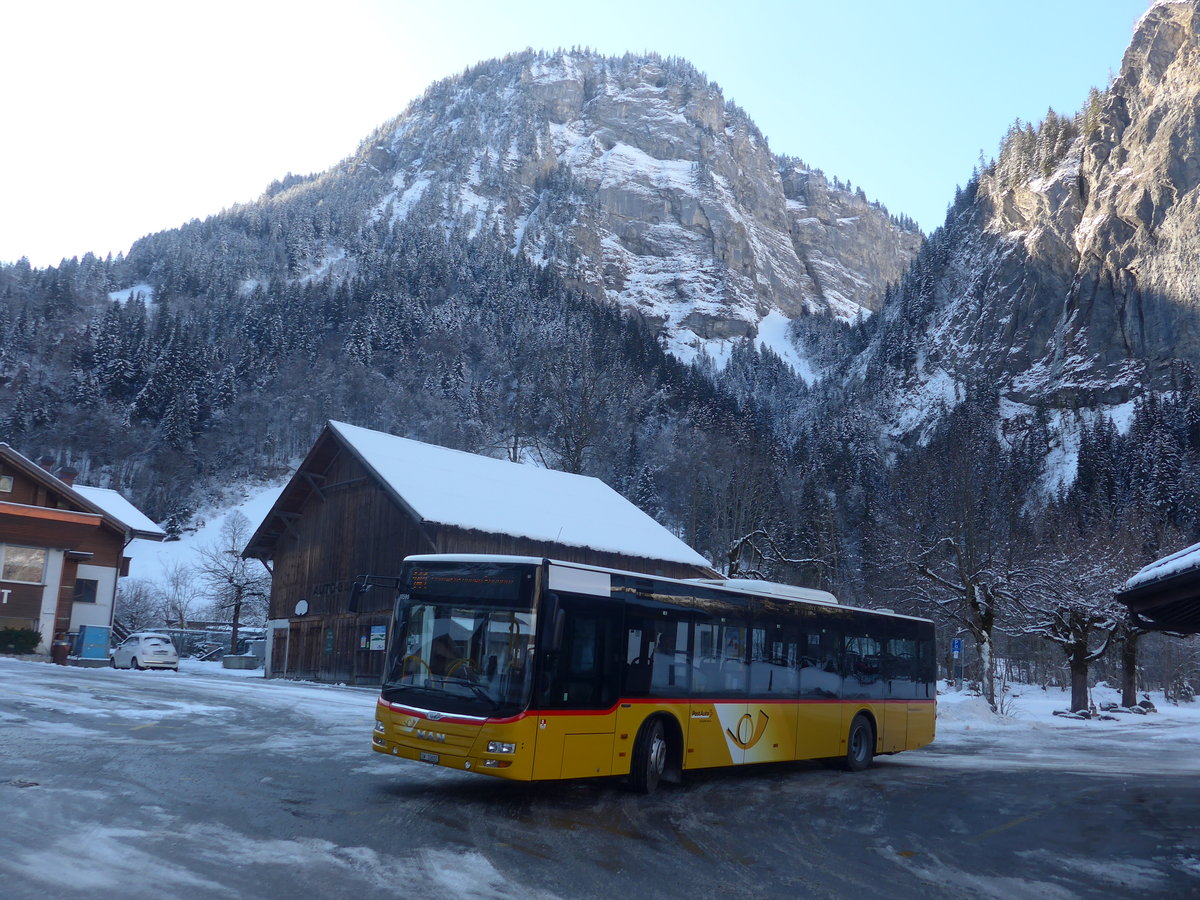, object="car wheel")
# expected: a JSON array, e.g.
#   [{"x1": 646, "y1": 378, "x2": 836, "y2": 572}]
[{"x1": 131, "y1": 656, "x2": 143, "y2": 670}]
